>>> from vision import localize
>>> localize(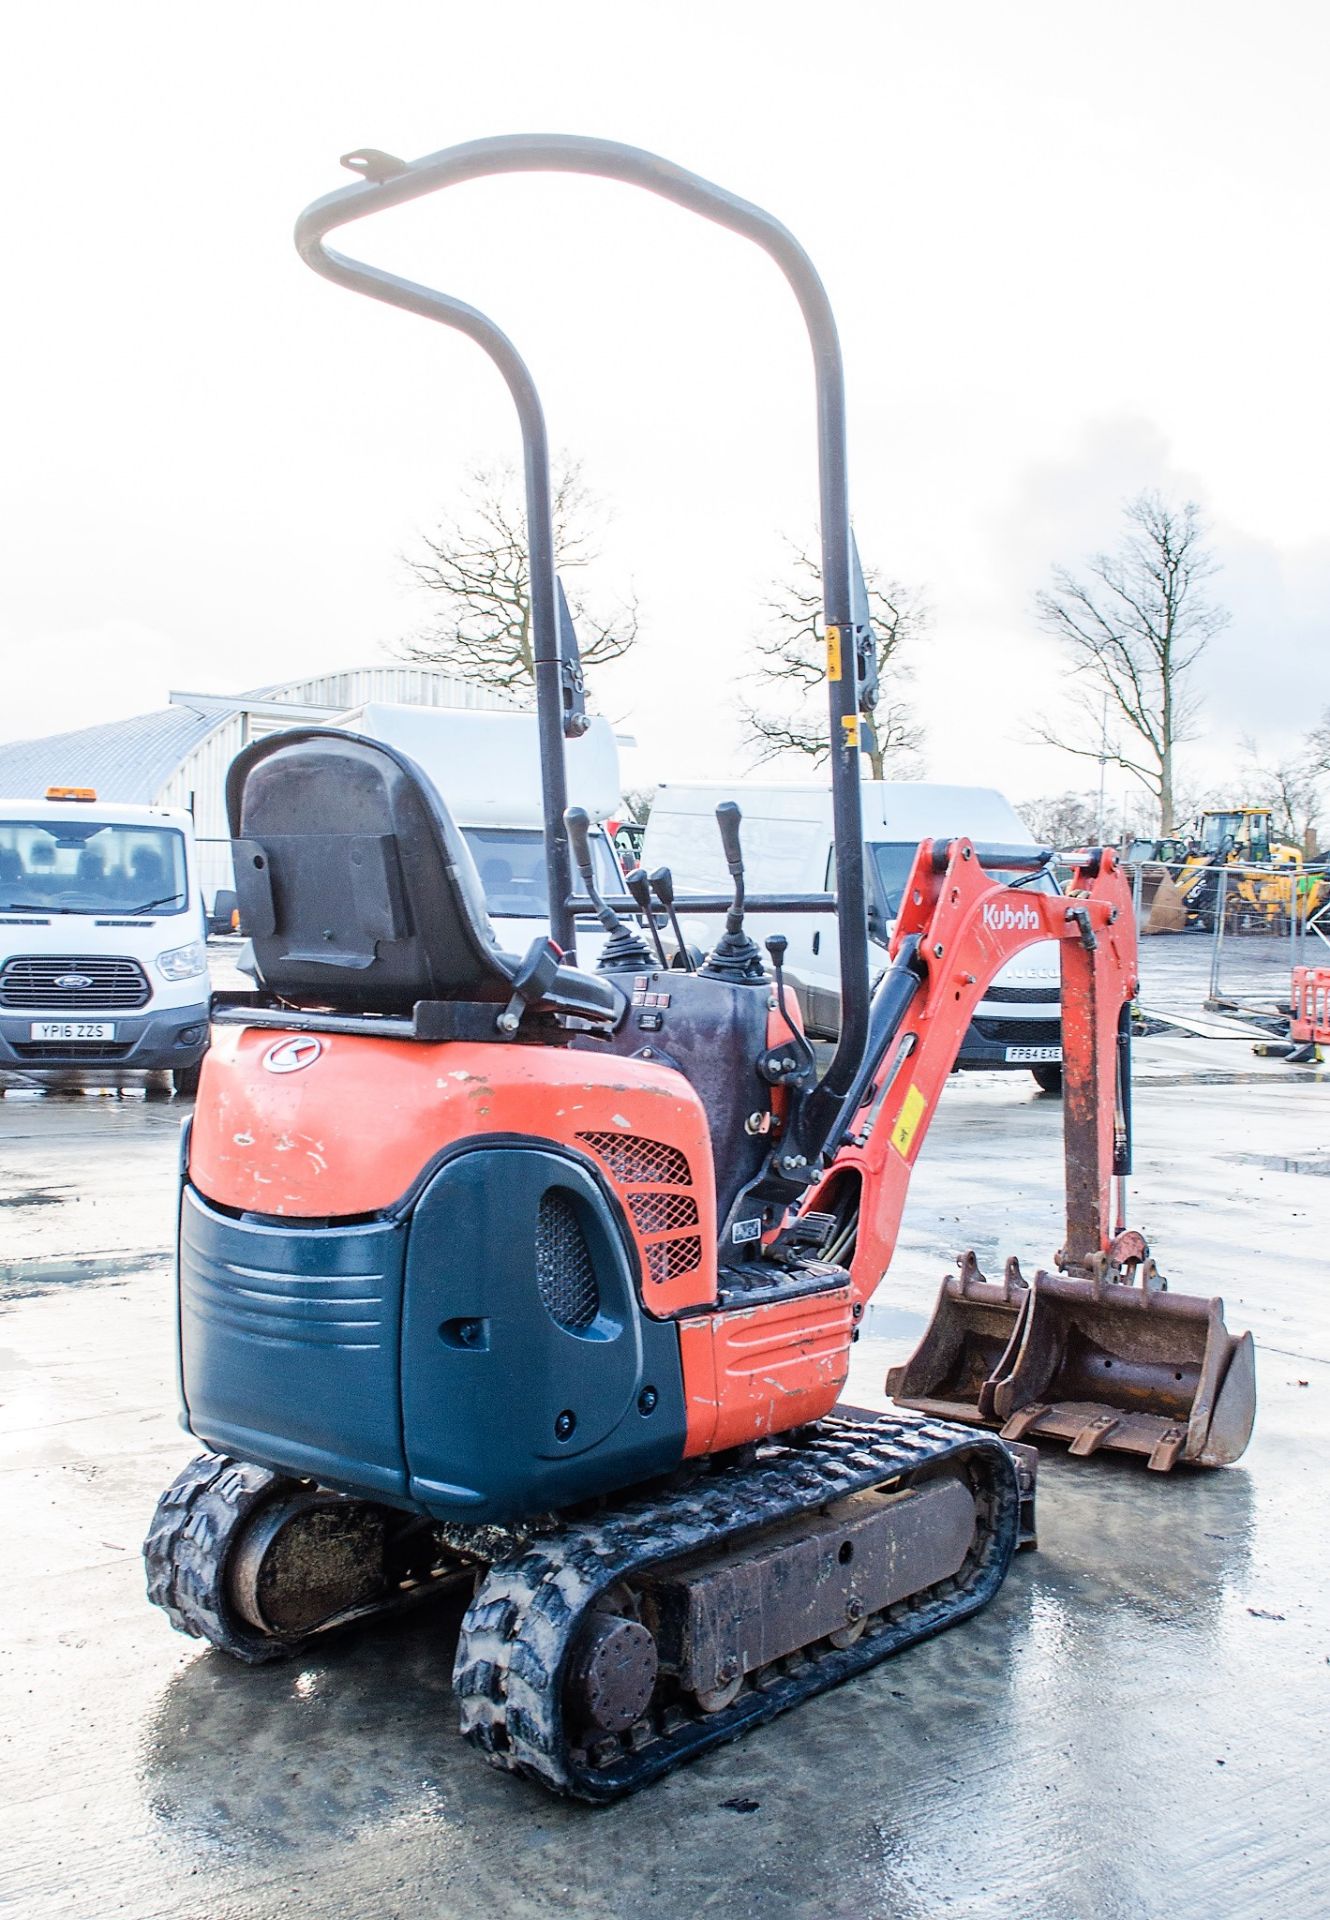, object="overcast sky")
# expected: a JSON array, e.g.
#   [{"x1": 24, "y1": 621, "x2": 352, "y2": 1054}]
[{"x1": 3, "y1": 1, "x2": 1326, "y2": 820}]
